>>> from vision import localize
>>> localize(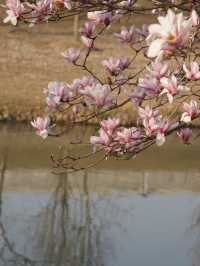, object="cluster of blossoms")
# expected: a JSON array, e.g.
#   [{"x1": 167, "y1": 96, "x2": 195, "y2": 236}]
[
  {"x1": 44, "y1": 76, "x2": 115, "y2": 111},
  {"x1": 90, "y1": 118, "x2": 143, "y2": 156},
  {"x1": 3, "y1": 0, "x2": 72, "y2": 25},
  {"x1": 130, "y1": 61, "x2": 192, "y2": 105},
  {"x1": 138, "y1": 106, "x2": 169, "y2": 146},
  {"x1": 5, "y1": 1, "x2": 200, "y2": 162}
]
